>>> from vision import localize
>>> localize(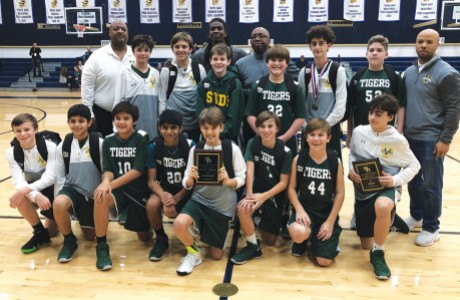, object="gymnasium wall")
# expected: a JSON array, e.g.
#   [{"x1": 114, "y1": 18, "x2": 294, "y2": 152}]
[{"x1": 1, "y1": 0, "x2": 460, "y2": 47}]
